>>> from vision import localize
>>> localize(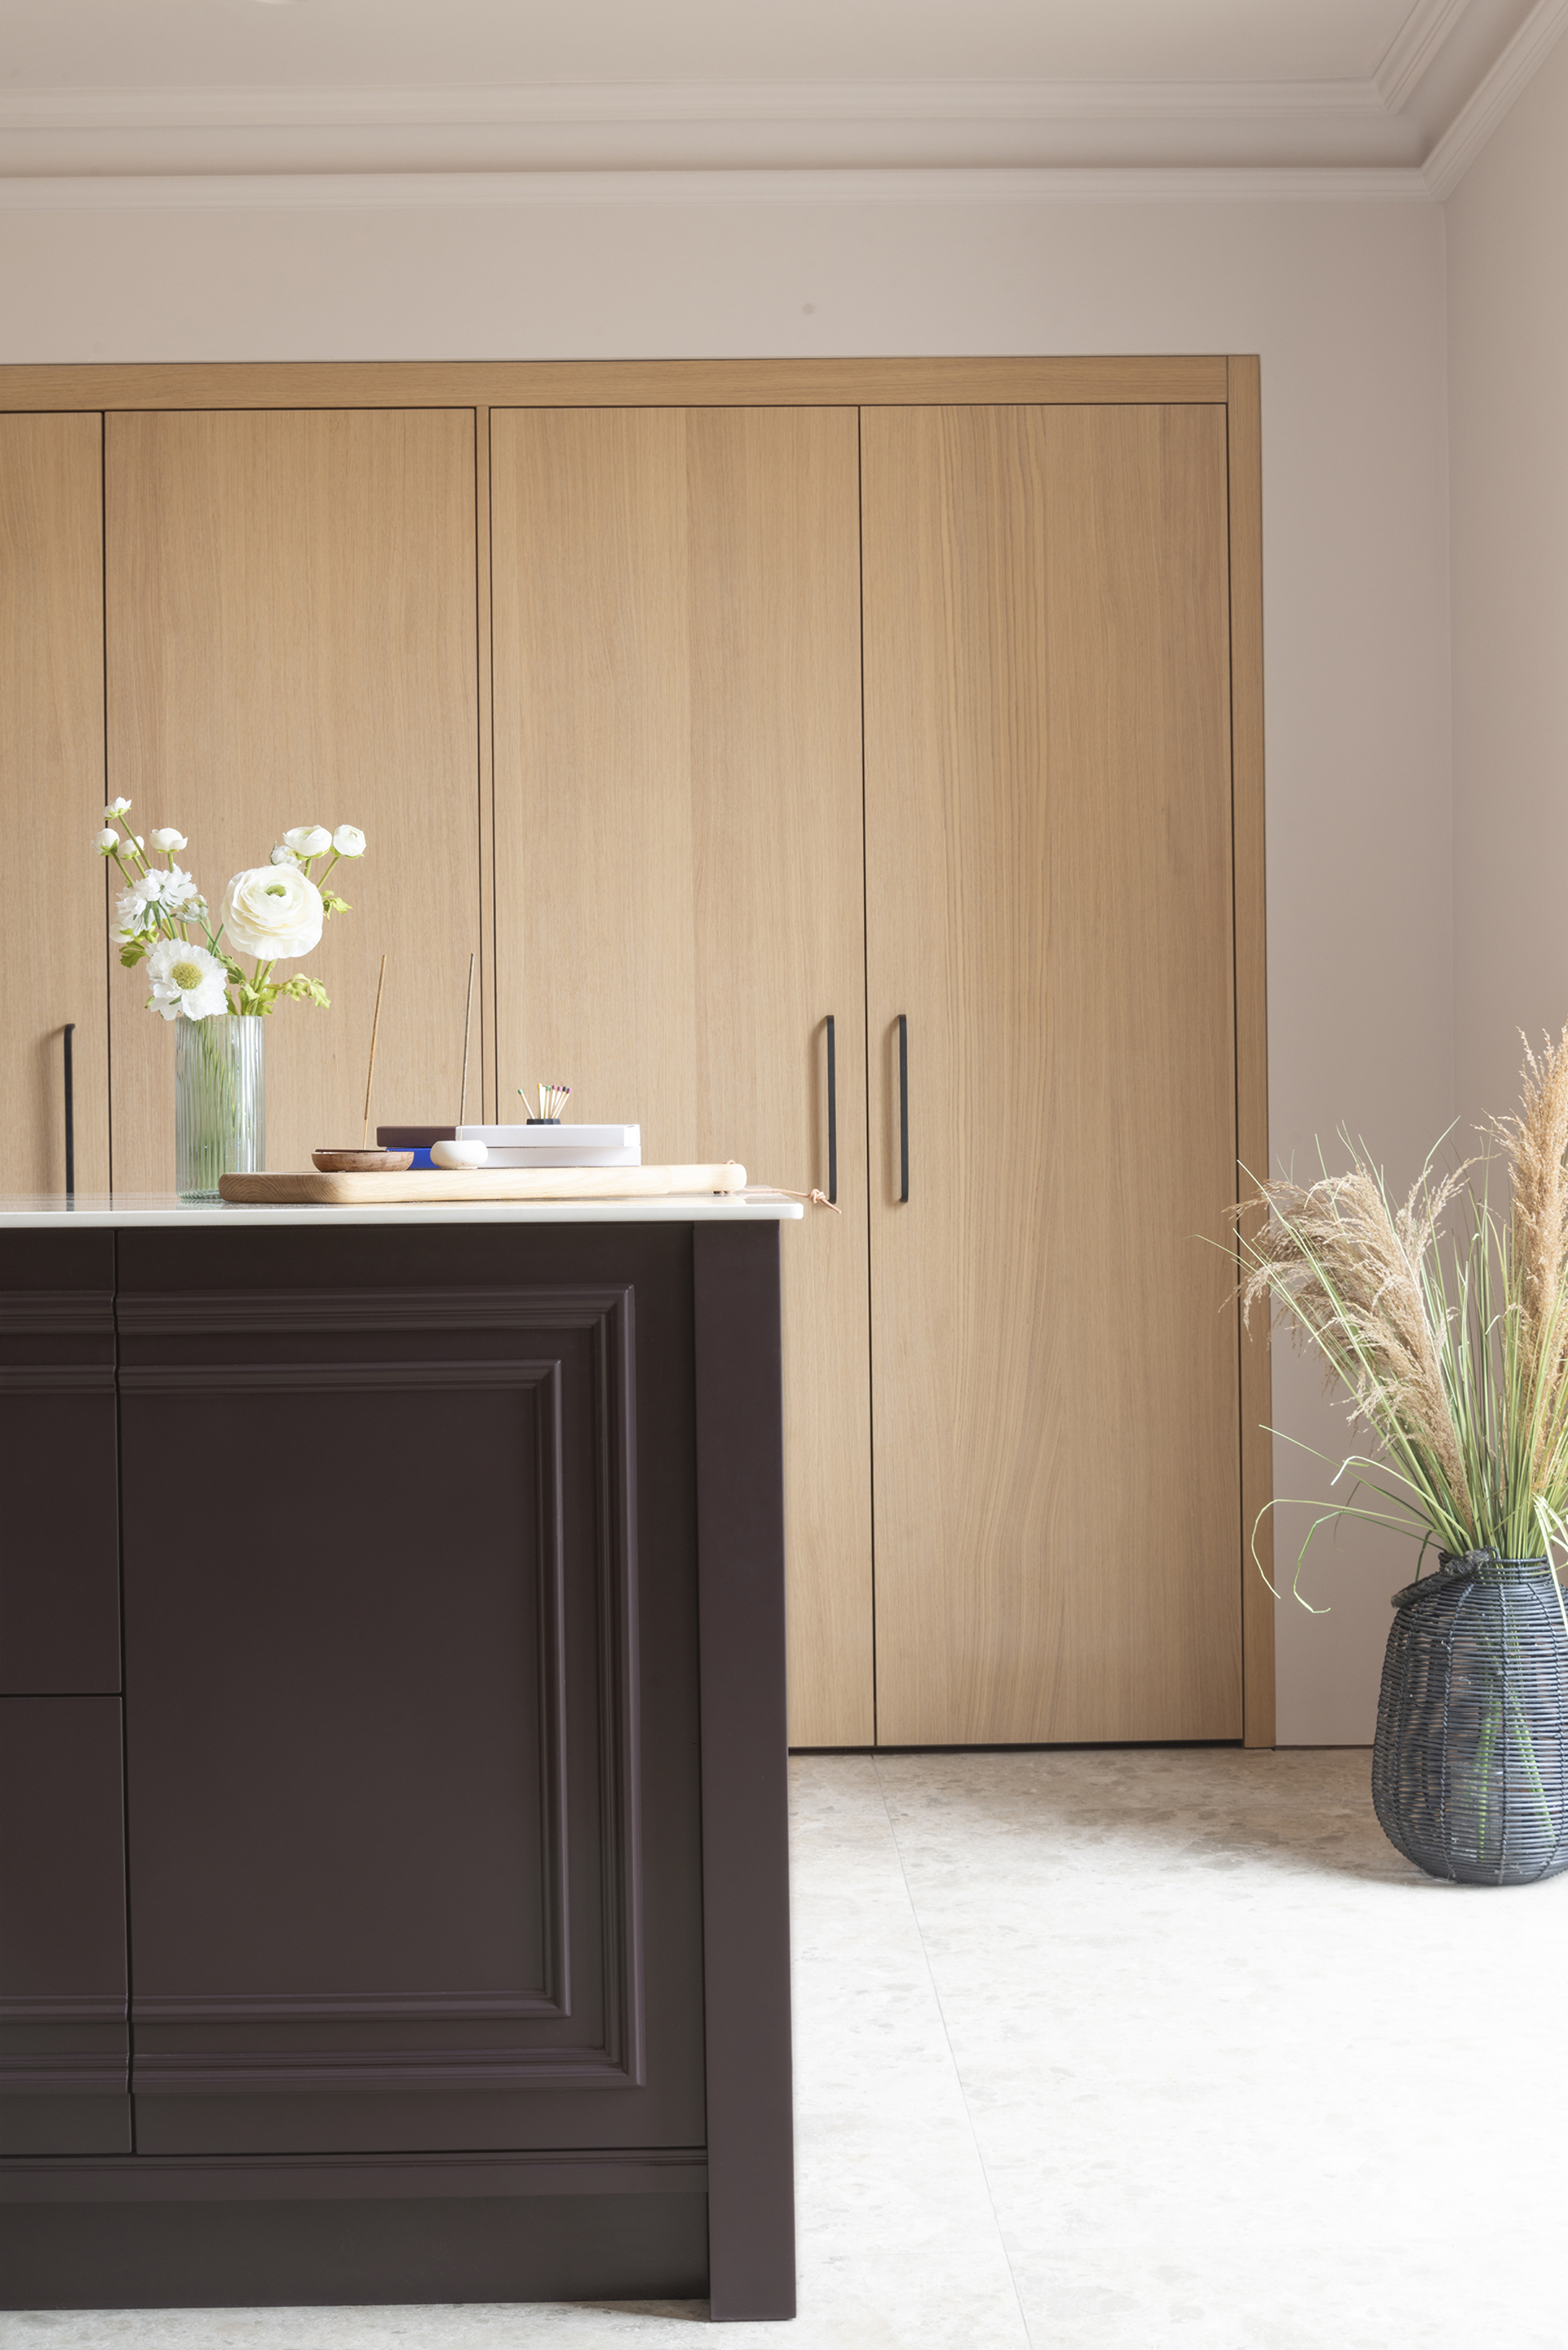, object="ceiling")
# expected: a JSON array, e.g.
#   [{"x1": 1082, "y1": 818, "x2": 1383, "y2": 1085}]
[{"x1": 2, "y1": 0, "x2": 1564, "y2": 197}]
